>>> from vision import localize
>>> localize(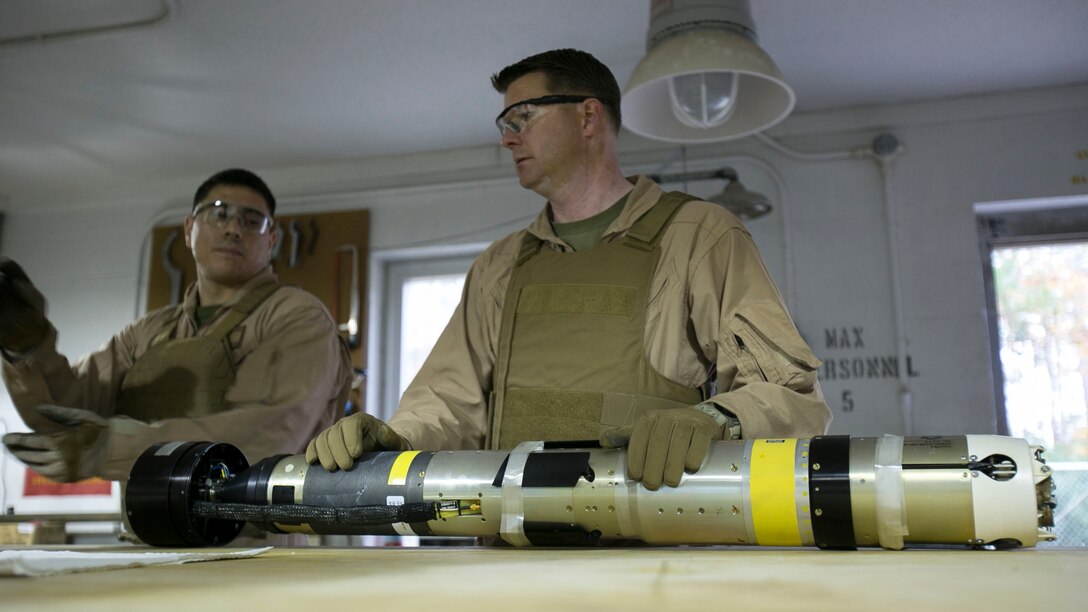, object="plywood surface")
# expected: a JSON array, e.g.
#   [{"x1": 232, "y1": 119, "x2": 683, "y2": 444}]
[{"x1": 3, "y1": 545, "x2": 1085, "y2": 611}]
